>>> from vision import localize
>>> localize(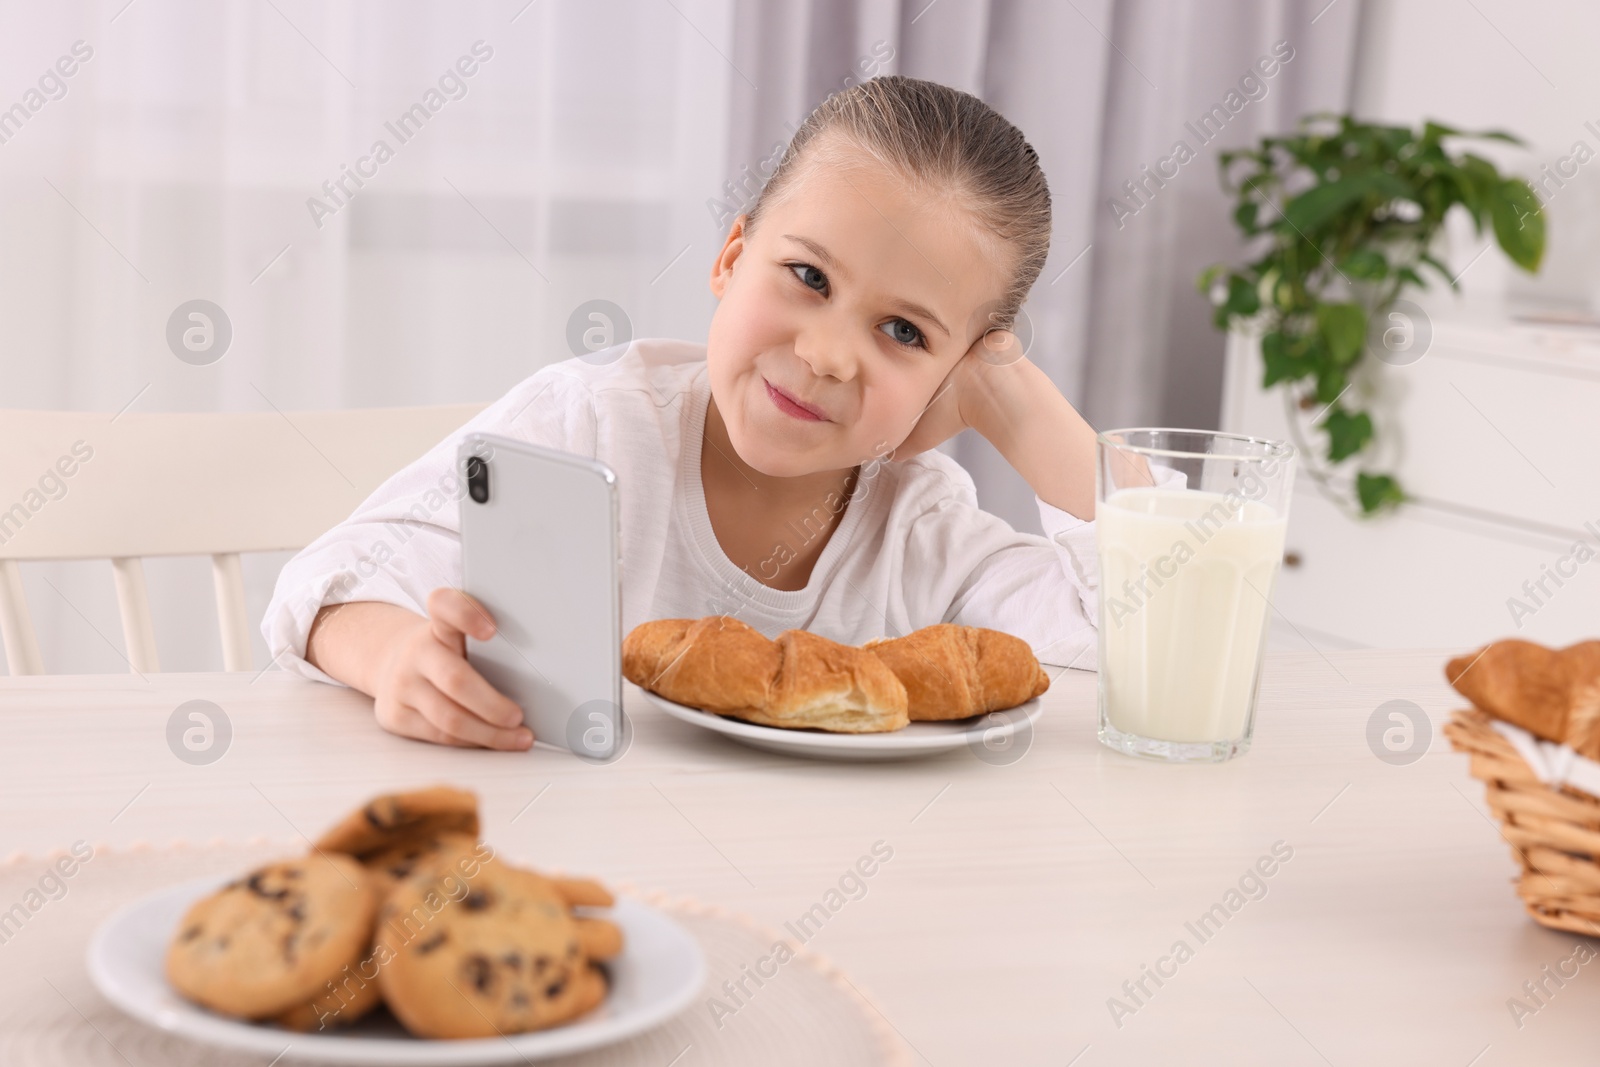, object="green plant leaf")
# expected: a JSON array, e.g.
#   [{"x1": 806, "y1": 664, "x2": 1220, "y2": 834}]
[
  {"x1": 1234, "y1": 200, "x2": 1259, "y2": 234},
  {"x1": 1261, "y1": 330, "x2": 1311, "y2": 387},
  {"x1": 1339, "y1": 249, "x2": 1388, "y2": 280},
  {"x1": 1455, "y1": 154, "x2": 1504, "y2": 227},
  {"x1": 1432, "y1": 164, "x2": 1479, "y2": 229},
  {"x1": 1315, "y1": 366, "x2": 1348, "y2": 404},
  {"x1": 1422, "y1": 121, "x2": 1461, "y2": 143},
  {"x1": 1197, "y1": 263, "x2": 1225, "y2": 296},
  {"x1": 1316, "y1": 302, "x2": 1367, "y2": 367},
  {"x1": 1490, "y1": 179, "x2": 1545, "y2": 271},
  {"x1": 1321, "y1": 407, "x2": 1373, "y2": 462},
  {"x1": 1261, "y1": 331, "x2": 1292, "y2": 386},
  {"x1": 1223, "y1": 274, "x2": 1260, "y2": 320},
  {"x1": 1396, "y1": 266, "x2": 1426, "y2": 289},
  {"x1": 1282, "y1": 171, "x2": 1413, "y2": 232},
  {"x1": 1425, "y1": 124, "x2": 1522, "y2": 152},
  {"x1": 1356, "y1": 472, "x2": 1405, "y2": 514},
  {"x1": 1375, "y1": 125, "x2": 1412, "y2": 155}
]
